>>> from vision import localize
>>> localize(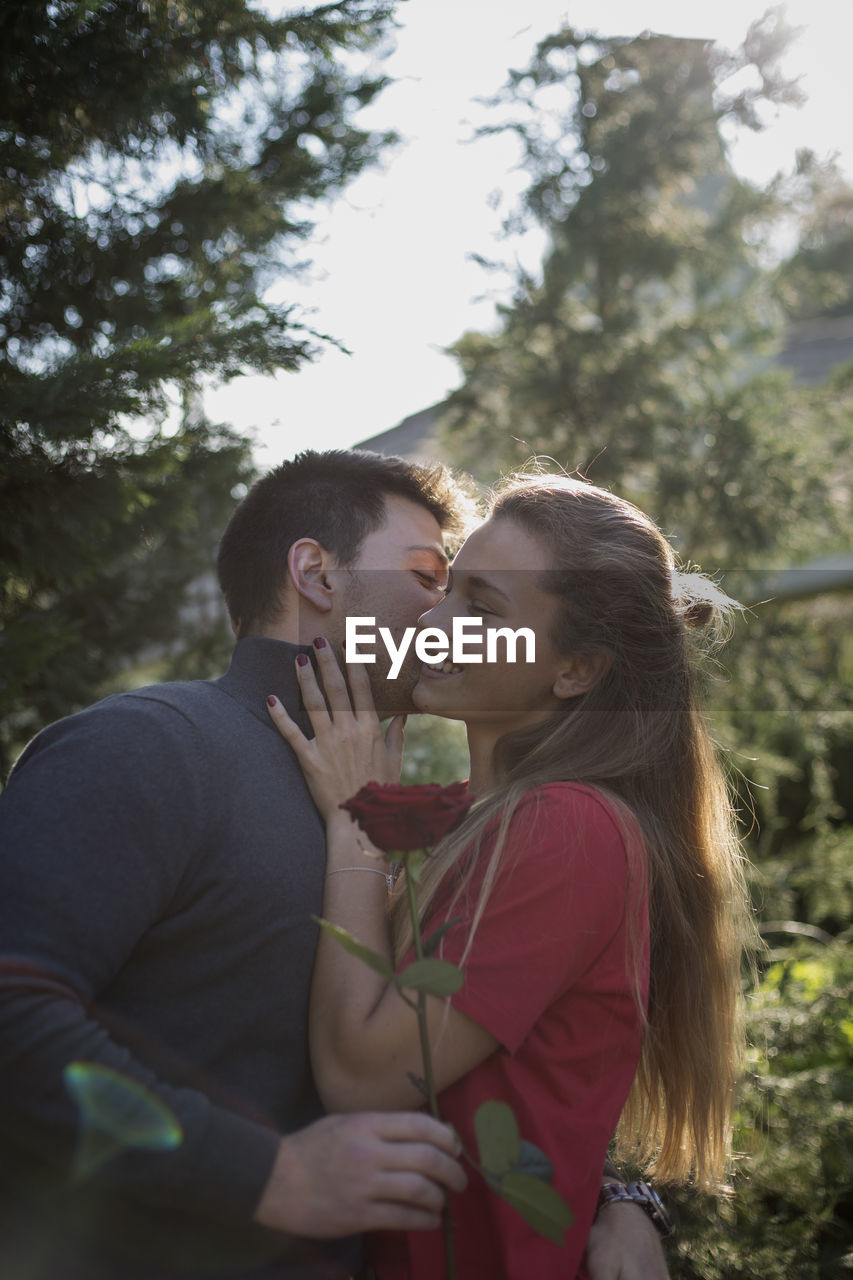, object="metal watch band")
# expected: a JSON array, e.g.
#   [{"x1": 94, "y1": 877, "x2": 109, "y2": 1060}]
[{"x1": 597, "y1": 1179, "x2": 674, "y2": 1238}]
